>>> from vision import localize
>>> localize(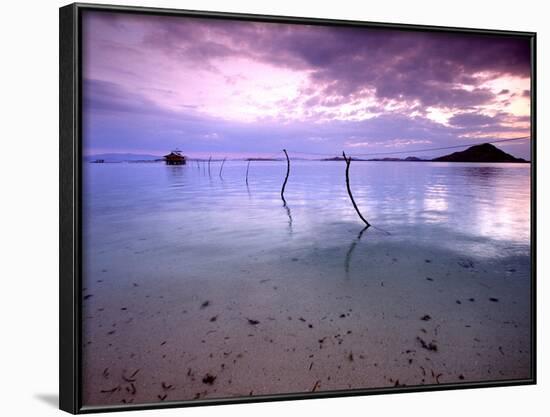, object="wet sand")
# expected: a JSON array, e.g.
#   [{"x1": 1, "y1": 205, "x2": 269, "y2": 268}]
[{"x1": 82, "y1": 232, "x2": 531, "y2": 406}]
